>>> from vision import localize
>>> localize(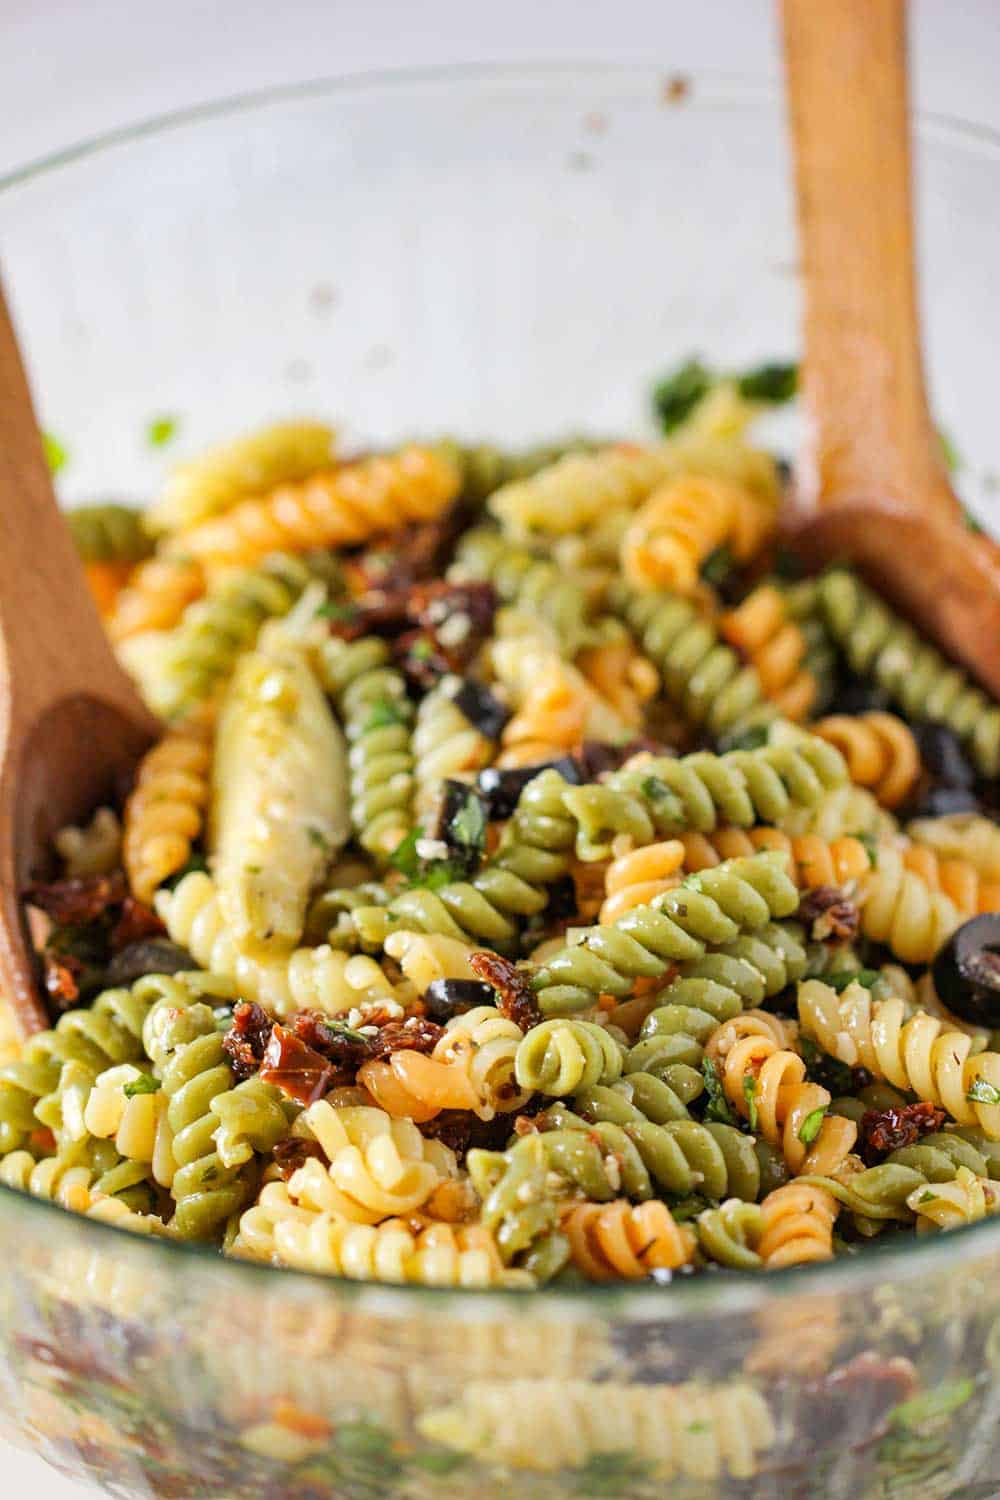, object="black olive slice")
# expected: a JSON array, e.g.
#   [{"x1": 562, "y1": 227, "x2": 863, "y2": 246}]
[{"x1": 933, "y1": 914, "x2": 1000, "y2": 1026}]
